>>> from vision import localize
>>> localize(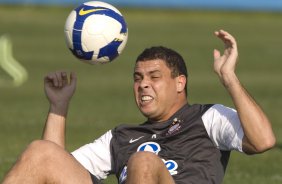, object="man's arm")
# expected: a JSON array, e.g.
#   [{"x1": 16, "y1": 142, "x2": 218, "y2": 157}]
[
  {"x1": 42, "y1": 71, "x2": 77, "y2": 149},
  {"x1": 213, "y1": 30, "x2": 276, "y2": 154}
]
